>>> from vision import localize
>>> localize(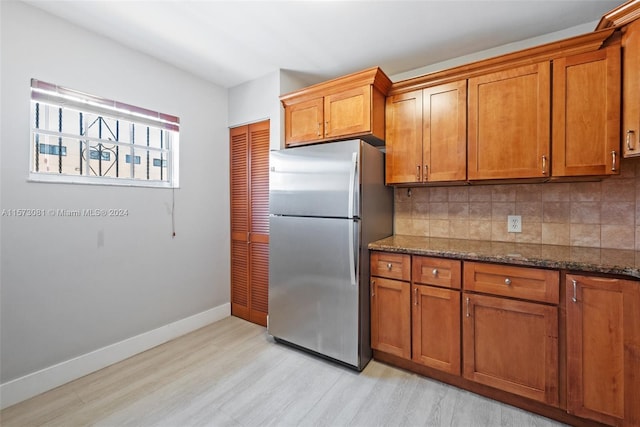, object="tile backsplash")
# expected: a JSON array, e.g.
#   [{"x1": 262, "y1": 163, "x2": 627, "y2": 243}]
[{"x1": 394, "y1": 157, "x2": 640, "y2": 251}]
